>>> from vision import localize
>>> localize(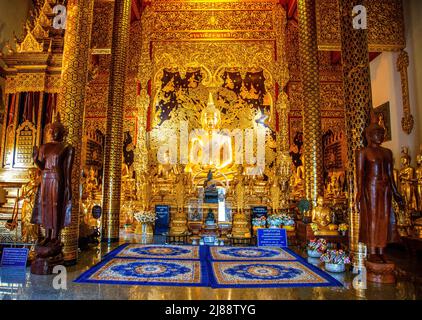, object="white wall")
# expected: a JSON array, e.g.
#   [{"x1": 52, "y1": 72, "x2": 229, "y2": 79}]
[{"x1": 370, "y1": 52, "x2": 419, "y2": 167}]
